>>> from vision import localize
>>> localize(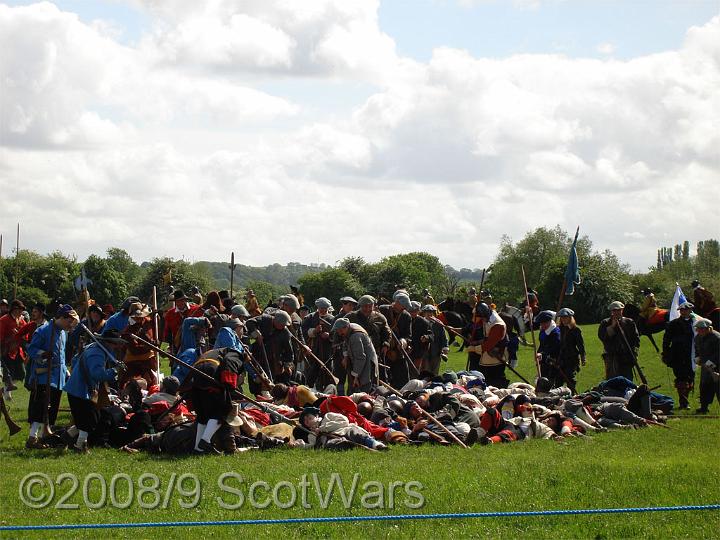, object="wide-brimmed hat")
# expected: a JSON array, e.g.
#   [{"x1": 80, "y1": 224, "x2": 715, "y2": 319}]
[
  {"x1": 10, "y1": 299, "x2": 25, "y2": 311},
  {"x1": 678, "y1": 301, "x2": 694, "y2": 311},
  {"x1": 172, "y1": 290, "x2": 188, "y2": 301},
  {"x1": 225, "y1": 402, "x2": 245, "y2": 427},
  {"x1": 129, "y1": 304, "x2": 151, "y2": 319}
]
